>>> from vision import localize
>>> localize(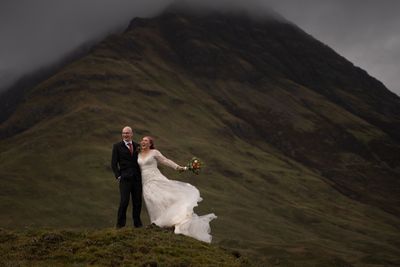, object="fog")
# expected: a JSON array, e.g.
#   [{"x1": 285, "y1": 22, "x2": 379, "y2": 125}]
[{"x1": 0, "y1": 0, "x2": 399, "y2": 95}]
